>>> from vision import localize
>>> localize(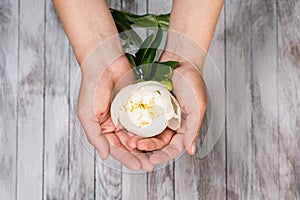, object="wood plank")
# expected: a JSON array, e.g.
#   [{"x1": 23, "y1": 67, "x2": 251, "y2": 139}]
[
  {"x1": 148, "y1": 164, "x2": 174, "y2": 200},
  {"x1": 148, "y1": 0, "x2": 172, "y2": 14},
  {"x1": 121, "y1": 1, "x2": 148, "y2": 200},
  {"x1": 174, "y1": 7, "x2": 226, "y2": 200},
  {"x1": 43, "y1": 2, "x2": 69, "y2": 199},
  {"x1": 0, "y1": 0, "x2": 18, "y2": 199},
  {"x1": 96, "y1": 157, "x2": 122, "y2": 200},
  {"x1": 277, "y1": 1, "x2": 300, "y2": 199},
  {"x1": 107, "y1": 0, "x2": 121, "y2": 9},
  {"x1": 17, "y1": 0, "x2": 45, "y2": 199},
  {"x1": 147, "y1": 1, "x2": 175, "y2": 200},
  {"x1": 95, "y1": 1, "x2": 122, "y2": 199},
  {"x1": 251, "y1": 0, "x2": 279, "y2": 199},
  {"x1": 69, "y1": 52, "x2": 95, "y2": 200},
  {"x1": 225, "y1": 0, "x2": 253, "y2": 199}
]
